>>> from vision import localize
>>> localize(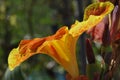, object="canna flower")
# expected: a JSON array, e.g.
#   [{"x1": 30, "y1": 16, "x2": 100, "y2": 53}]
[{"x1": 8, "y1": 1, "x2": 114, "y2": 80}]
